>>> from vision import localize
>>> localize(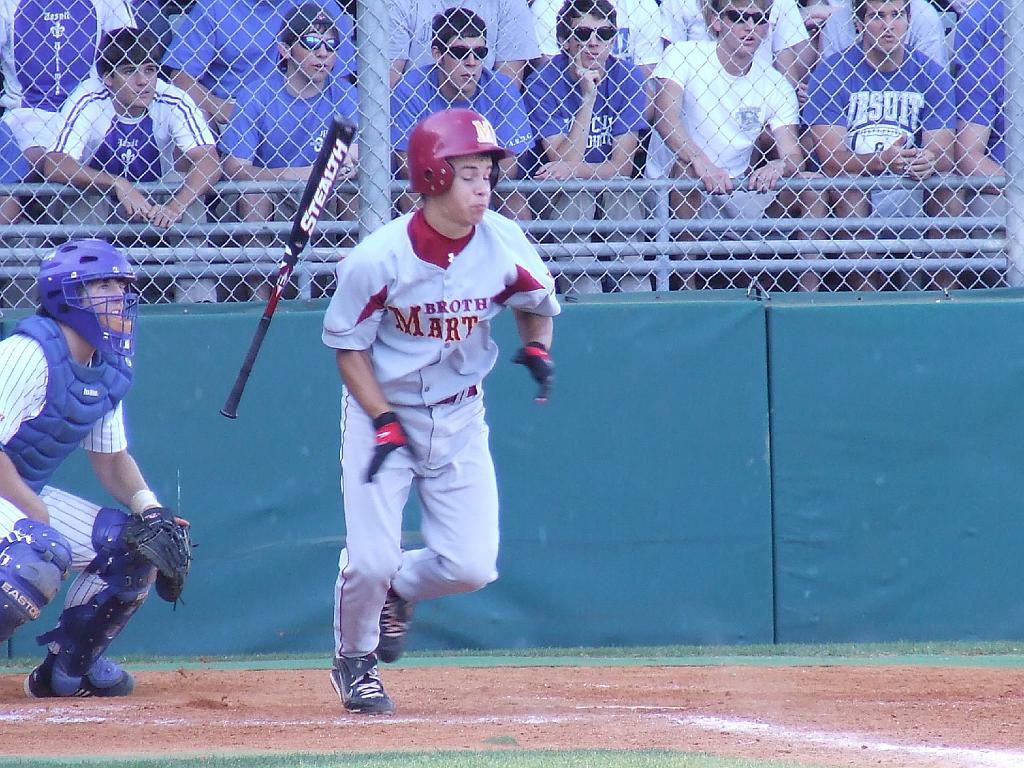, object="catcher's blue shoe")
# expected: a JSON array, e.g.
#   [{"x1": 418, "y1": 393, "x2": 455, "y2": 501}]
[
  {"x1": 25, "y1": 652, "x2": 135, "y2": 698},
  {"x1": 376, "y1": 588, "x2": 414, "y2": 663},
  {"x1": 330, "y1": 653, "x2": 394, "y2": 714}
]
